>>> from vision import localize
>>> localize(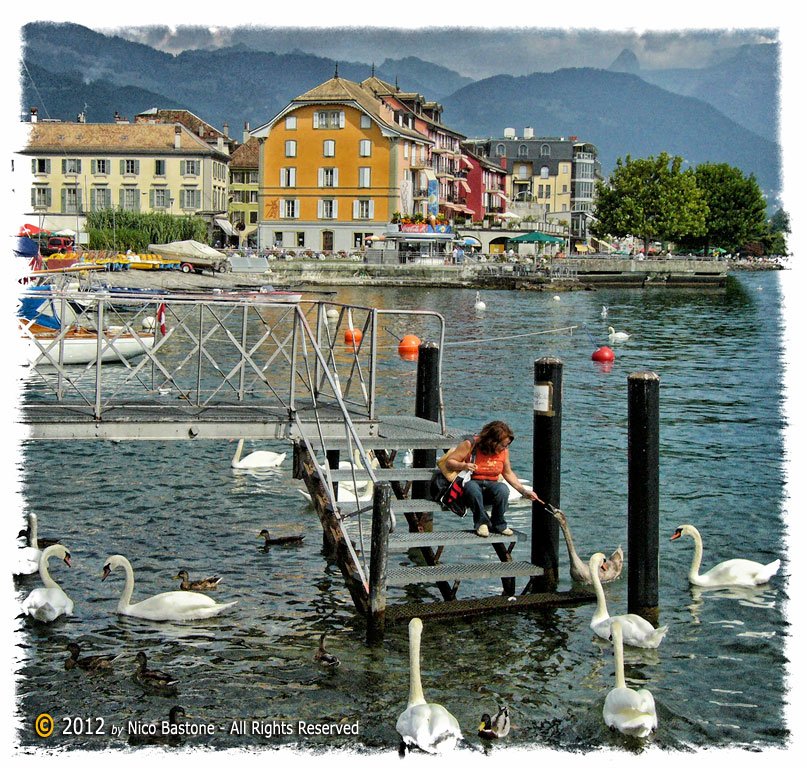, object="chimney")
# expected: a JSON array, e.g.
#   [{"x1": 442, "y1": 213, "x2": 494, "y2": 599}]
[
  {"x1": 524, "y1": 126, "x2": 534, "y2": 139},
  {"x1": 198, "y1": 124, "x2": 205, "y2": 137},
  {"x1": 174, "y1": 125, "x2": 182, "y2": 149},
  {"x1": 30, "y1": 107, "x2": 38, "y2": 123},
  {"x1": 243, "y1": 121, "x2": 250, "y2": 144},
  {"x1": 222, "y1": 122, "x2": 229, "y2": 137}
]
